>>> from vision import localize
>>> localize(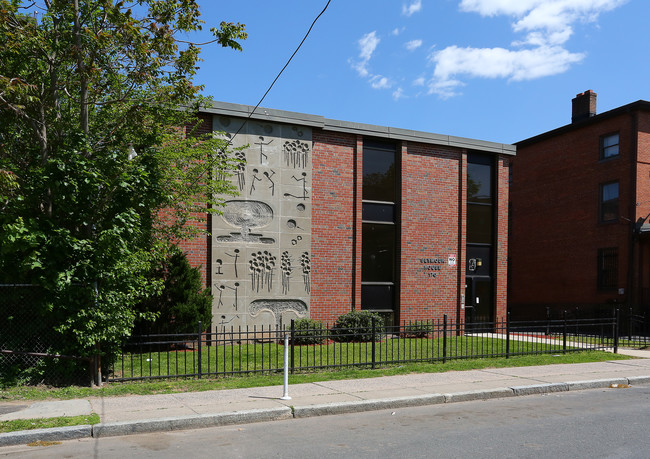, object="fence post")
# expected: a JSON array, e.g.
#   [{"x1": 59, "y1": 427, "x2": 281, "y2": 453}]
[
  {"x1": 290, "y1": 319, "x2": 295, "y2": 375},
  {"x1": 614, "y1": 308, "x2": 619, "y2": 354},
  {"x1": 562, "y1": 310, "x2": 567, "y2": 354},
  {"x1": 545, "y1": 306, "x2": 550, "y2": 336},
  {"x1": 443, "y1": 314, "x2": 448, "y2": 364},
  {"x1": 92, "y1": 343, "x2": 102, "y2": 387},
  {"x1": 506, "y1": 312, "x2": 510, "y2": 359},
  {"x1": 371, "y1": 316, "x2": 376, "y2": 370},
  {"x1": 281, "y1": 333, "x2": 291, "y2": 400},
  {"x1": 197, "y1": 321, "x2": 202, "y2": 379},
  {"x1": 629, "y1": 306, "x2": 633, "y2": 342}
]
